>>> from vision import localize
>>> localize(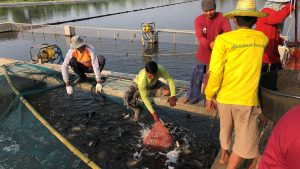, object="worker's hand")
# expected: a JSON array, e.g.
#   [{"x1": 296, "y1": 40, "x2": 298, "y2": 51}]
[
  {"x1": 151, "y1": 112, "x2": 159, "y2": 122},
  {"x1": 209, "y1": 41, "x2": 214, "y2": 49},
  {"x1": 167, "y1": 96, "x2": 177, "y2": 107},
  {"x1": 66, "y1": 86, "x2": 73, "y2": 95},
  {"x1": 95, "y1": 83, "x2": 102, "y2": 93},
  {"x1": 289, "y1": 0, "x2": 296, "y2": 9},
  {"x1": 205, "y1": 99, "x2": 217, "y2": 112}
]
